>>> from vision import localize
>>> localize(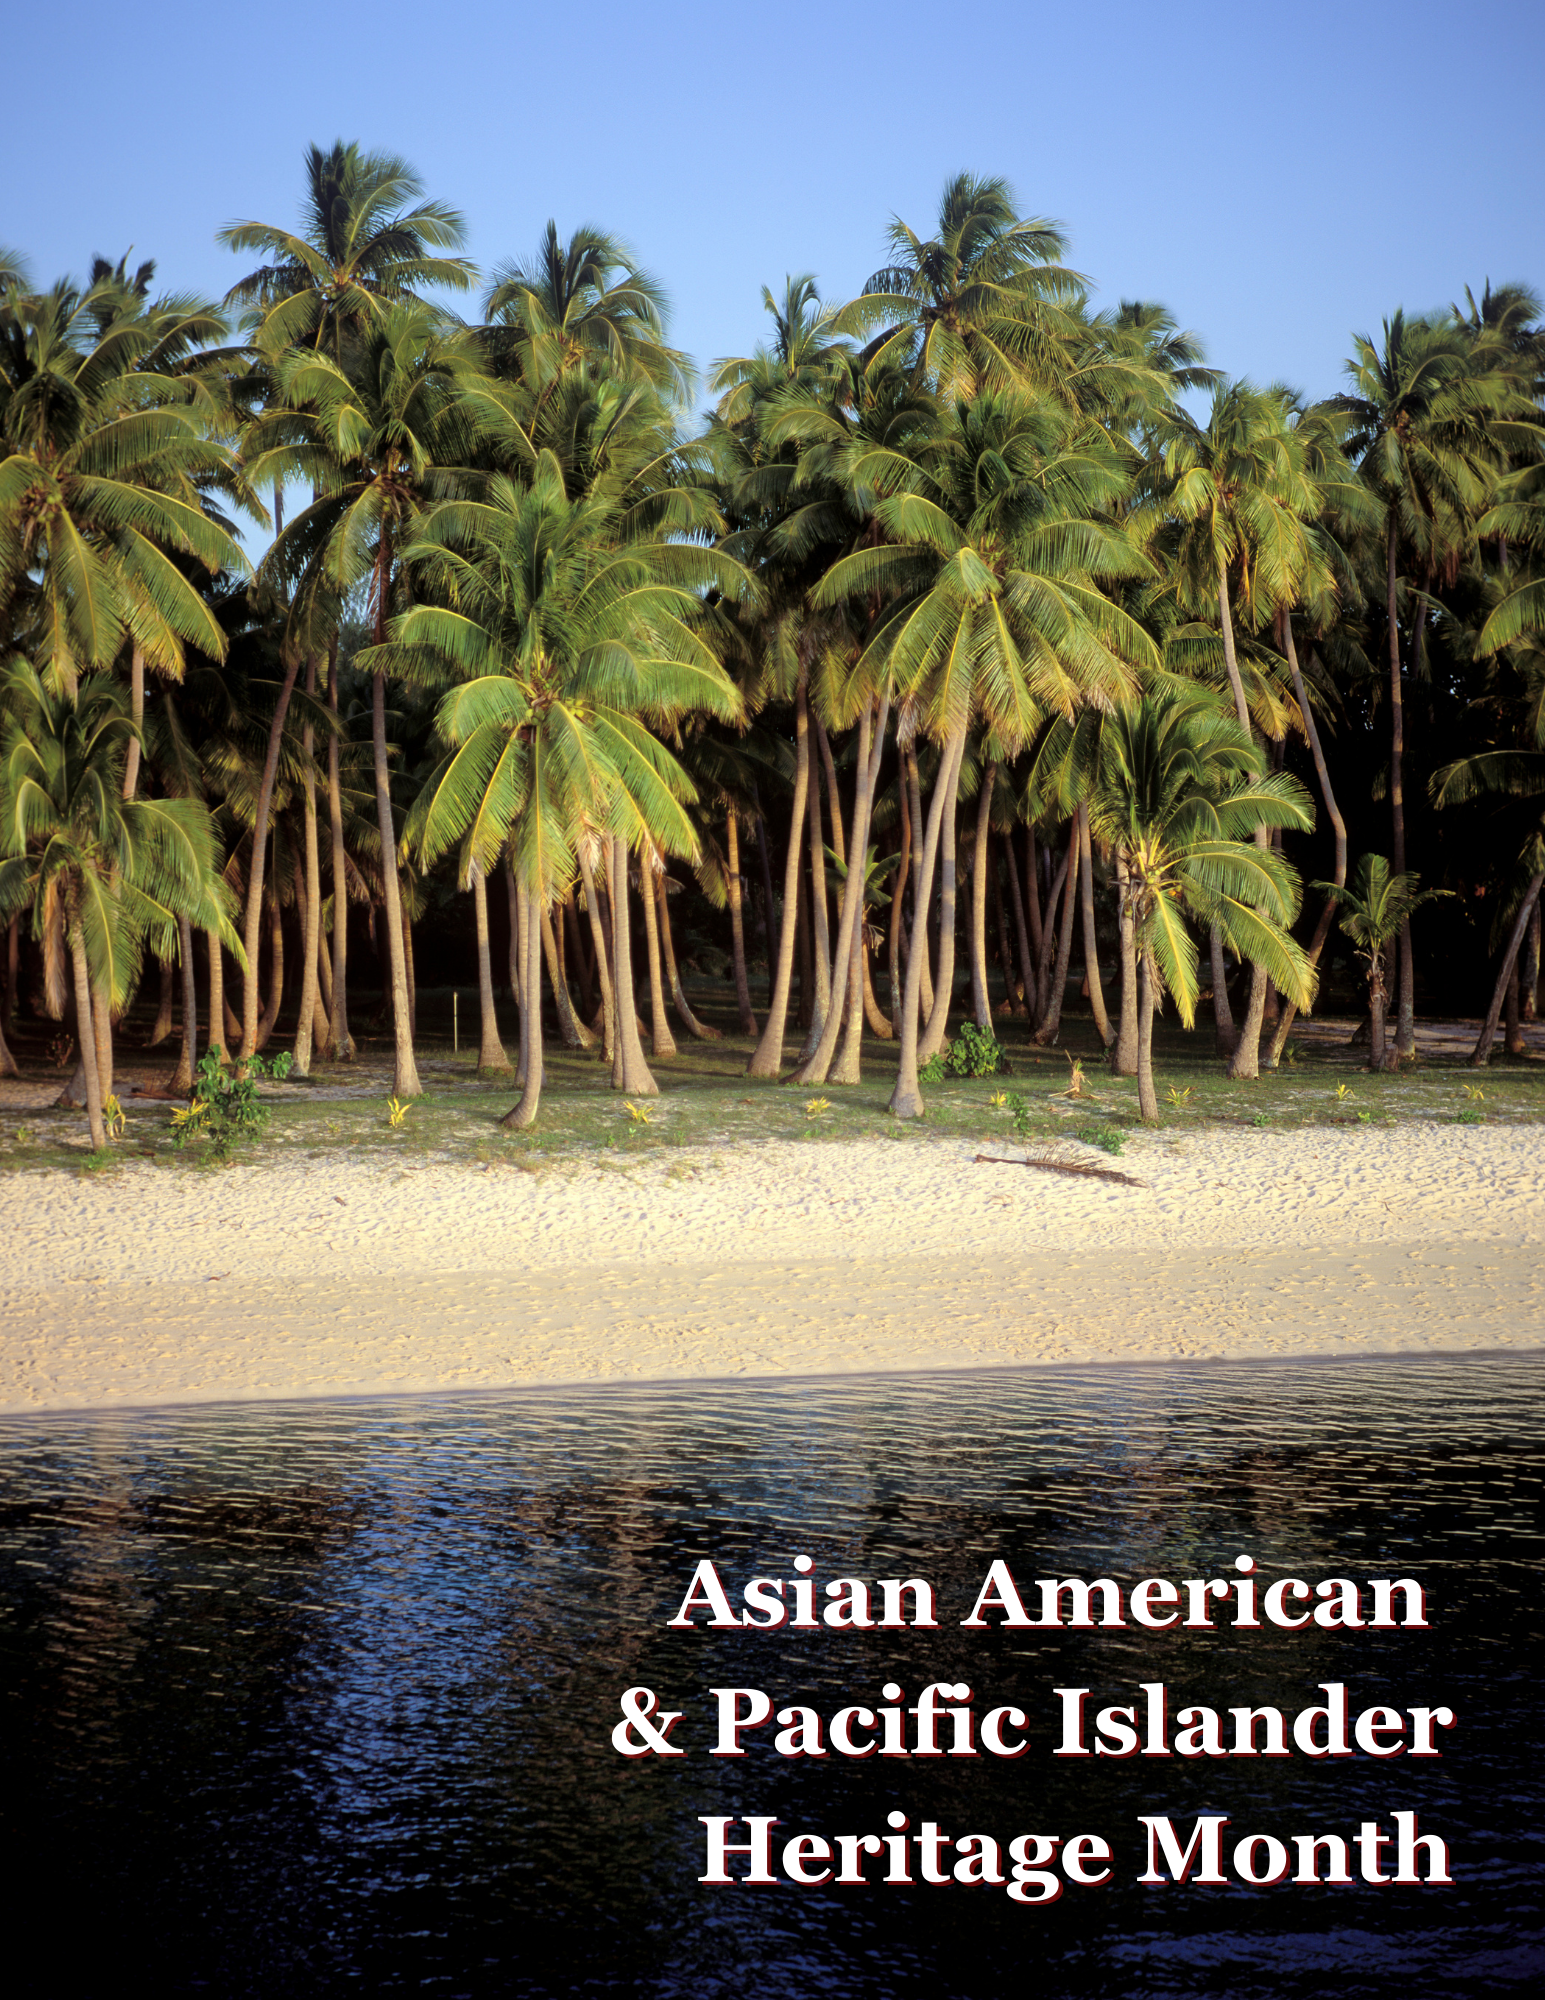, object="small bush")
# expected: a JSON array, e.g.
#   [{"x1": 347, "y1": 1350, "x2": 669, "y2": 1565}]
[
  {"x1": 918, "y1": 1050, "x2": 948, "y2": 1083},
  {"x1": 1083, "y1": 1124, "x2": 1126, "y2": 1157},
  {"x1": 944, "y1": 1023, "x2": 1009, "y2": 1078},
  {"x1": 170, "y1": 1049, "x2": 293, "y2": 1161}
]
